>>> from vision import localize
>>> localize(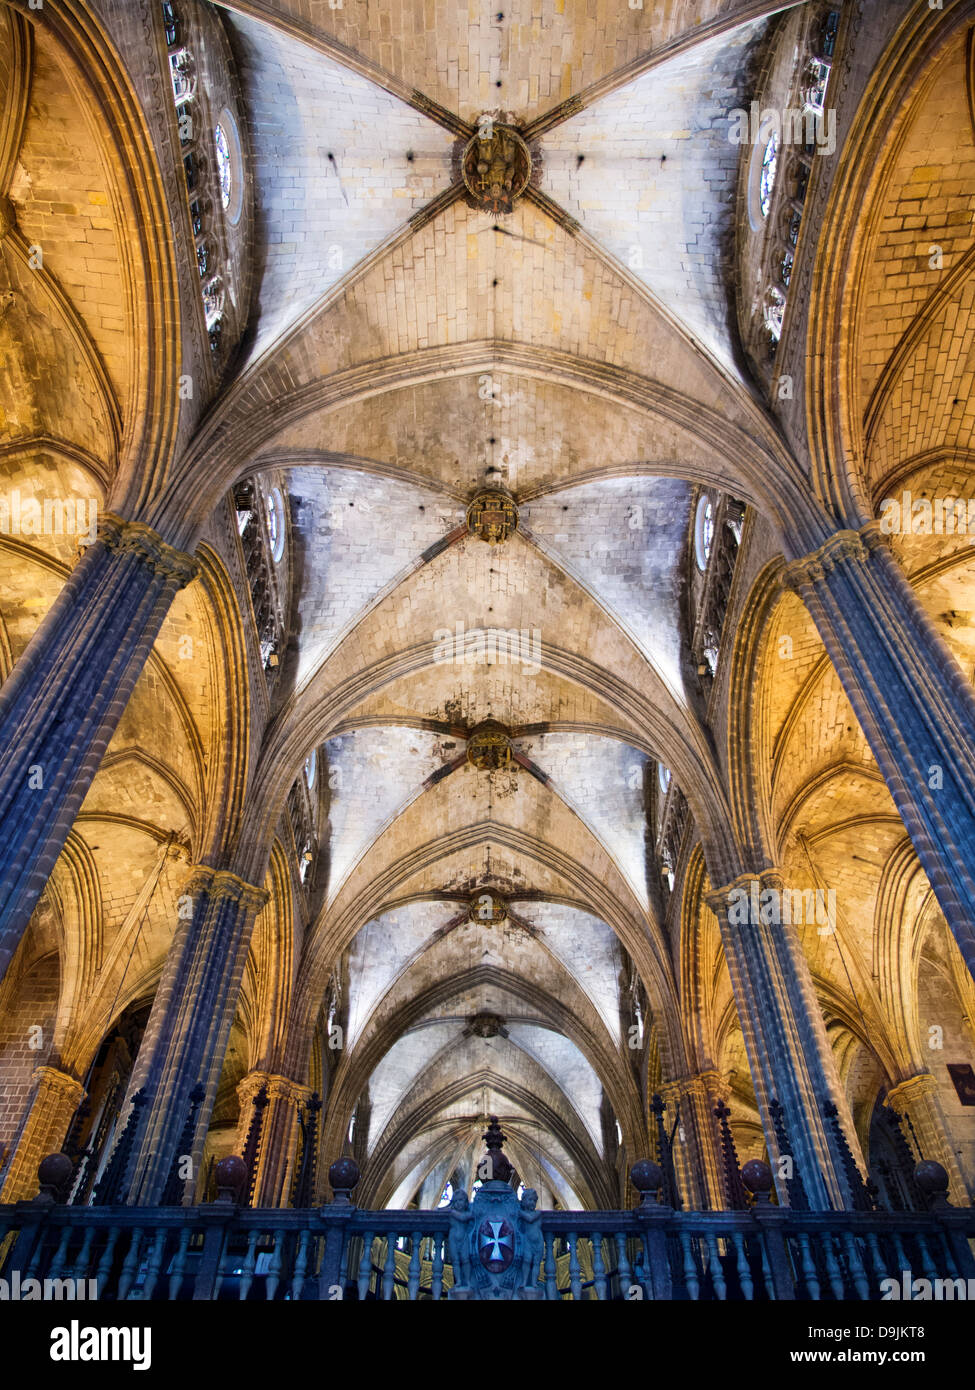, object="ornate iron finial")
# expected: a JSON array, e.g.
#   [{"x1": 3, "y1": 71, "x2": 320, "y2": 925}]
[
  {"x1": 822, "y1": 1098, "x2": 874, "y2": 1212},
  {"x1": 713, "y1": 1099, "x2": 748, "y2": 1210},
  {"x1": 769, "y1": 1098, "x2": 809, "y2": 1211},
  {"x1": 480, "y1": 1115, "x2": 513, "y2": 1184},
  {"x1": 162, "y1": 1083, "x2": 205, "y2": 1206},
  {"x1": 92, "y1": 1088, "x2": 148, "y2": 1205}
]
